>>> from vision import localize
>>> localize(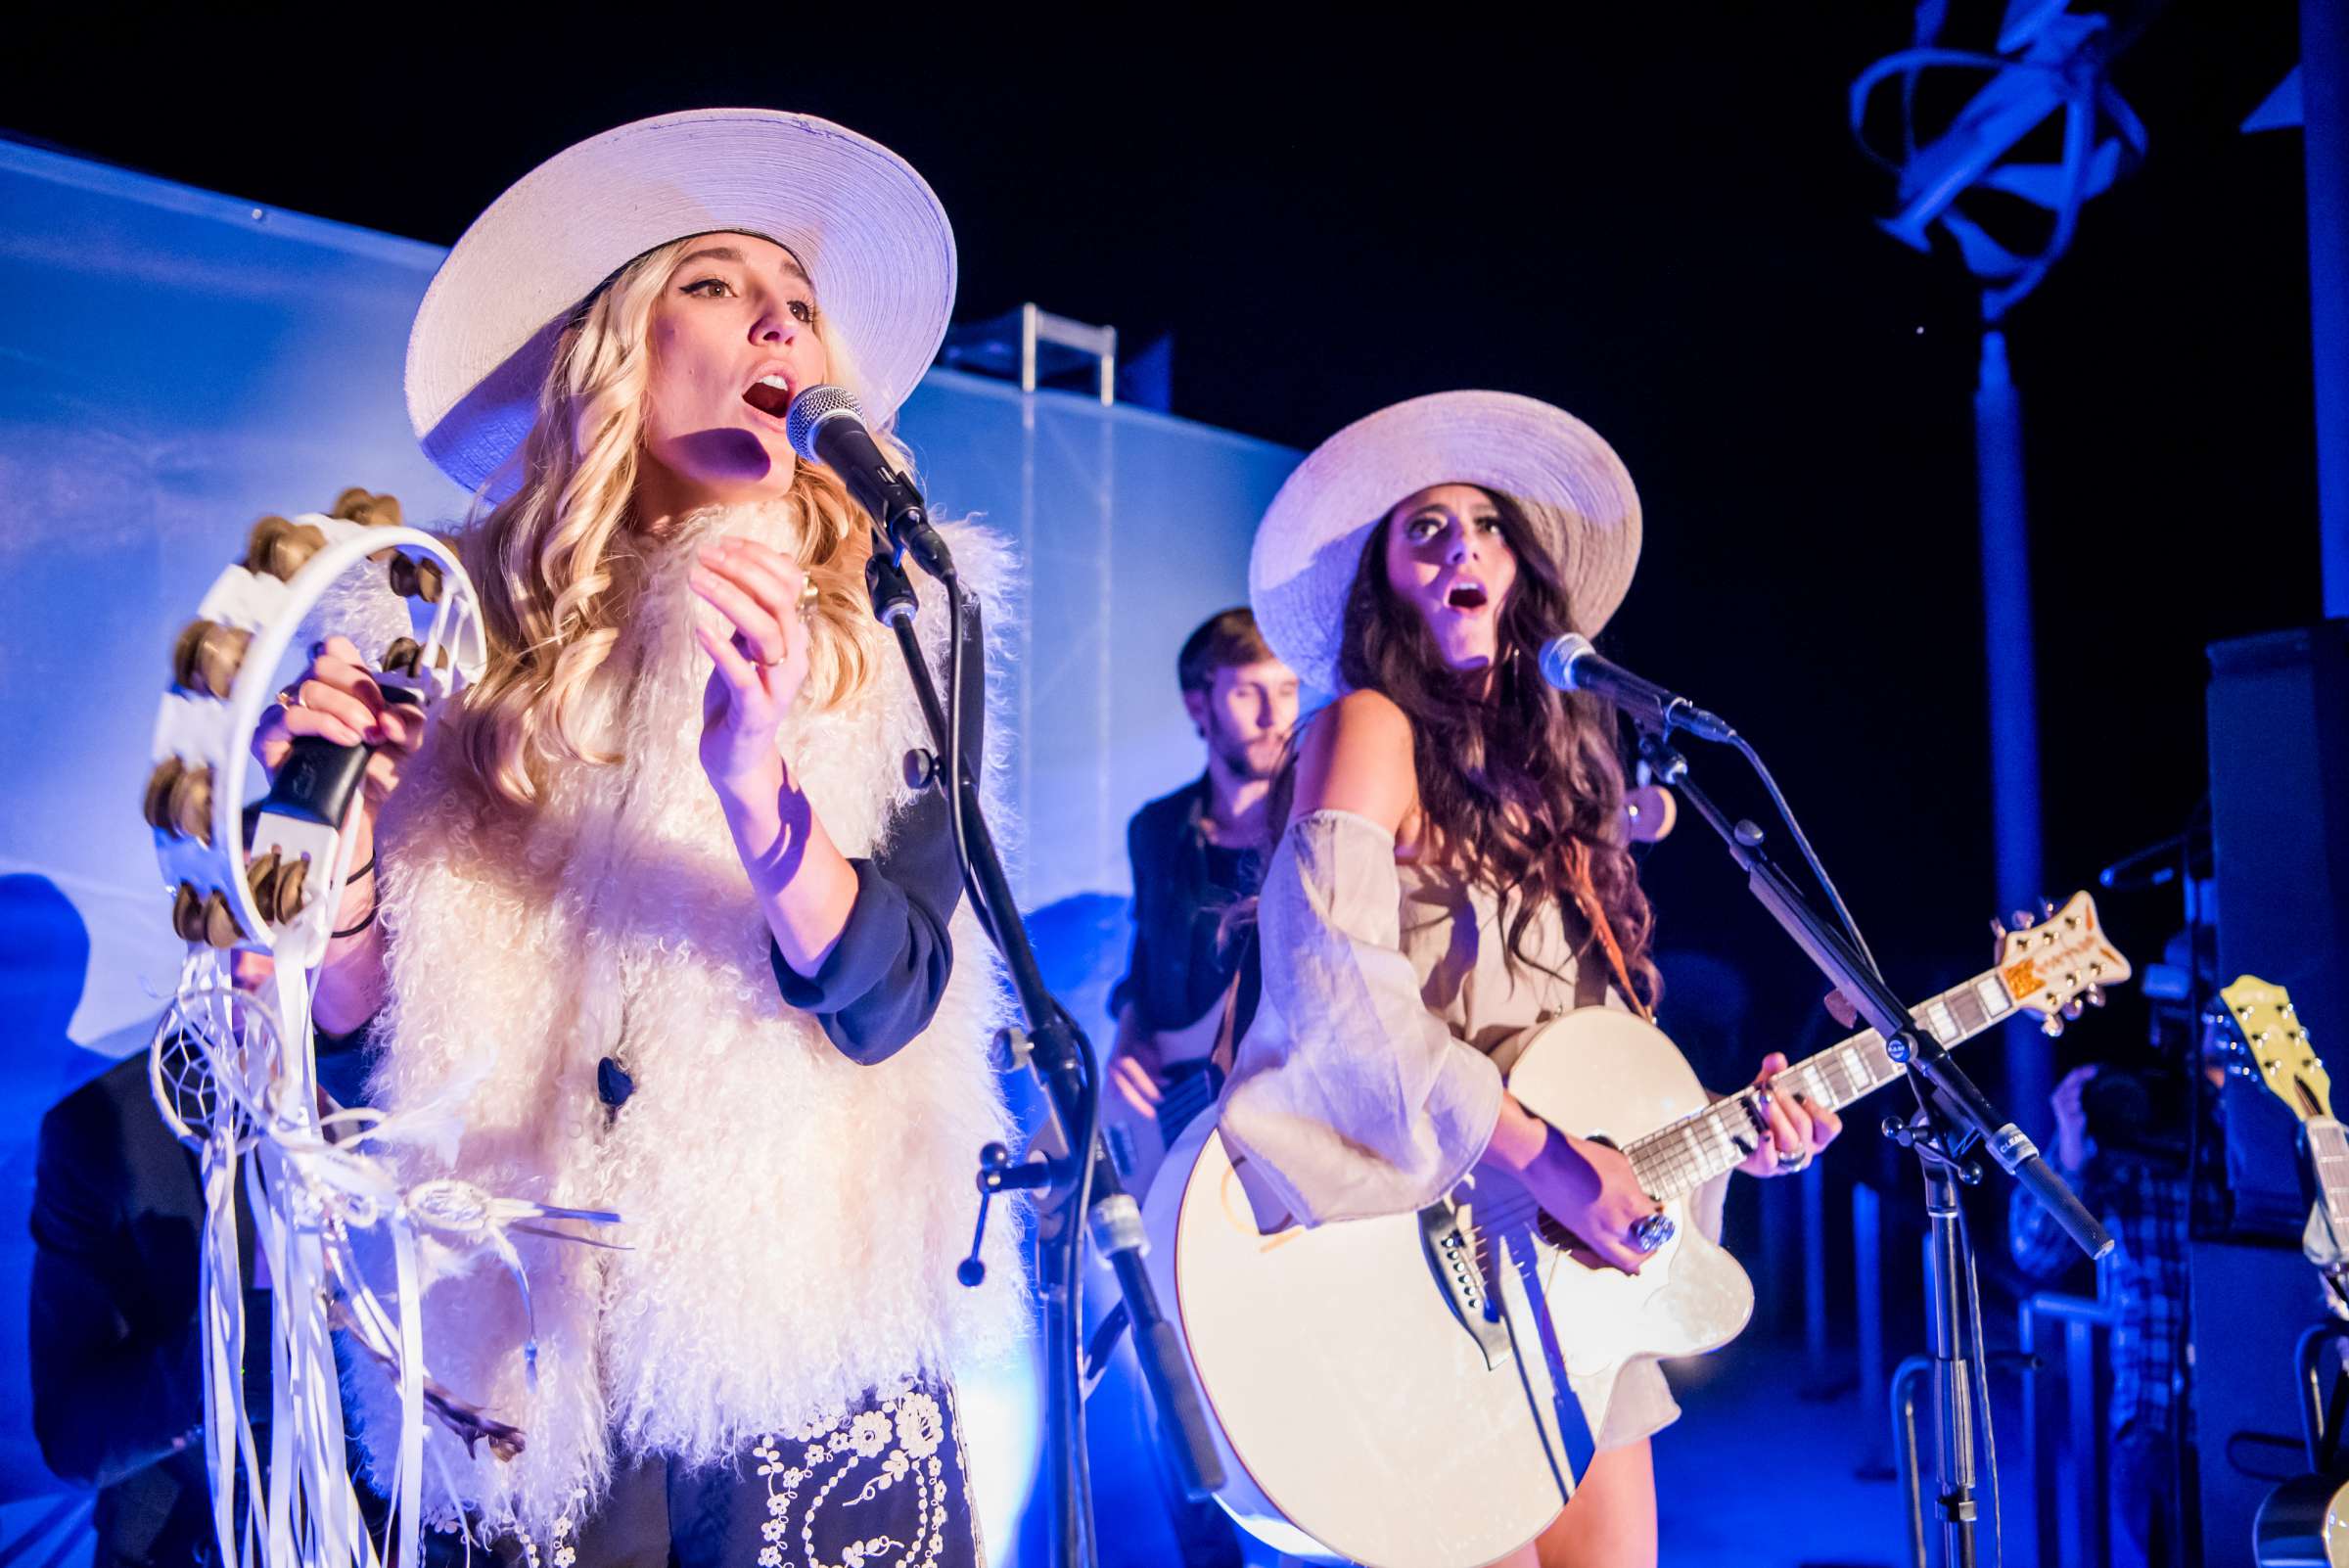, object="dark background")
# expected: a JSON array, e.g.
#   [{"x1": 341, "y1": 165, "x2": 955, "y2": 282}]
[{"x1": 2, "y1": 3, "x2": 2322, "y2": 1107}]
